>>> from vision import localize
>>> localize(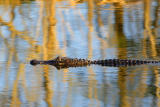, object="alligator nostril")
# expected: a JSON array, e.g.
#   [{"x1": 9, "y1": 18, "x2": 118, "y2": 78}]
[{"x1": 30, "y1": 60, "x2": 38, "y2": 66}]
